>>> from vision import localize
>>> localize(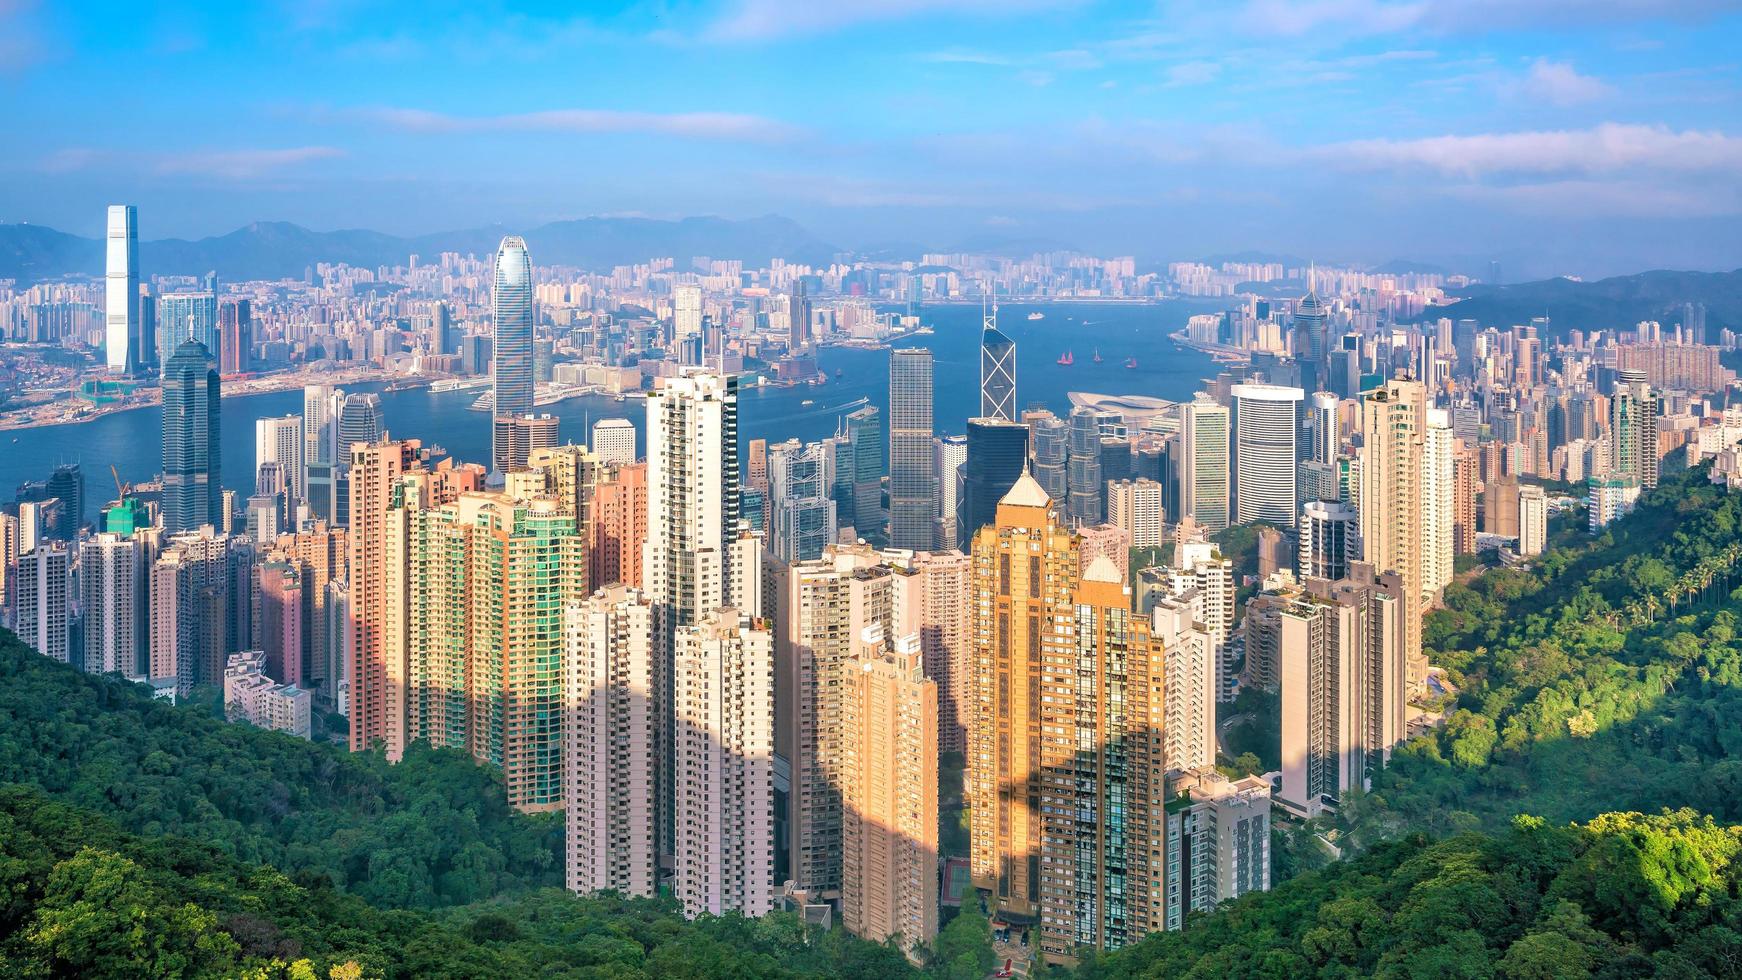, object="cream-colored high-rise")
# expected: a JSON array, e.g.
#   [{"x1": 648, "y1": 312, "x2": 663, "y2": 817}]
[
  {"x1": 1359, "y1": 378, "x2": 1426, "y2": 671},
  {"x1": 841, "y1": 628, "x2": 938, "y2": 956}
]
